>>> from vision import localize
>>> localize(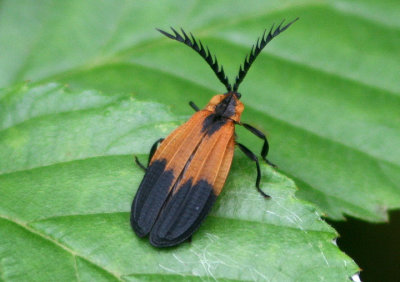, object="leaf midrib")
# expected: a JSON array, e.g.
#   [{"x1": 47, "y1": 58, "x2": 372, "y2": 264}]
[{"x1": 22, "y1": 206, "x2": 334, "y2": 235}]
